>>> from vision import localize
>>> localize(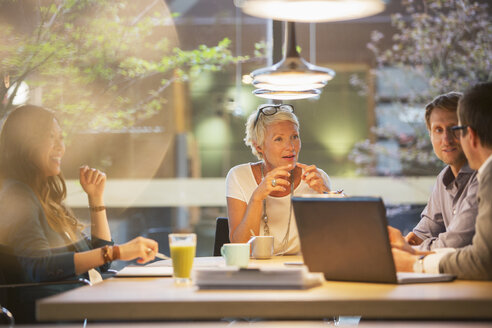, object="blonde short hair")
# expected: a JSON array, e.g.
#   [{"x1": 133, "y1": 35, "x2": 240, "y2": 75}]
[{"x1": 244, "y1": 104, "x2": 299, "y2": 160}]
